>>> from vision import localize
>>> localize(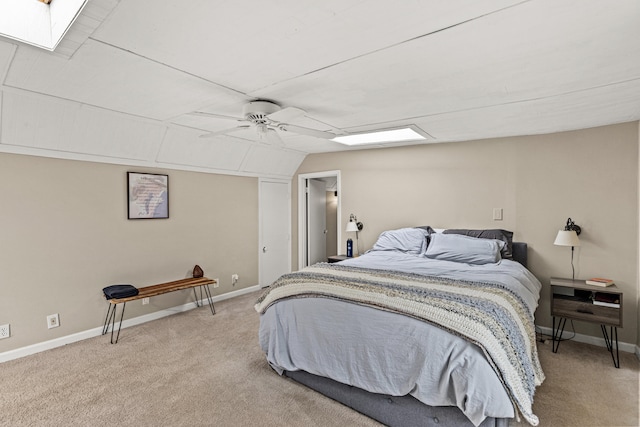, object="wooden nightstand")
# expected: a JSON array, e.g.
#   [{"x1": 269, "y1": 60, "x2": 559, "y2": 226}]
[
  {"x1": 550, "y1": 277, "x2": 623, "y2": 368},
  {"x1": 328, "y1": 255, "x2": 349, "y2": 263}
]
